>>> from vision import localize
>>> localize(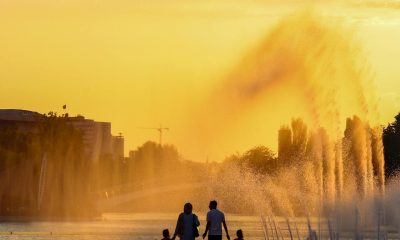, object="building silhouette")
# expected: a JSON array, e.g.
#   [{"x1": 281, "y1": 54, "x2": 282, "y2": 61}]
[{"x1": 0, "y1": 109, "x2": 124, "y2": 161}]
